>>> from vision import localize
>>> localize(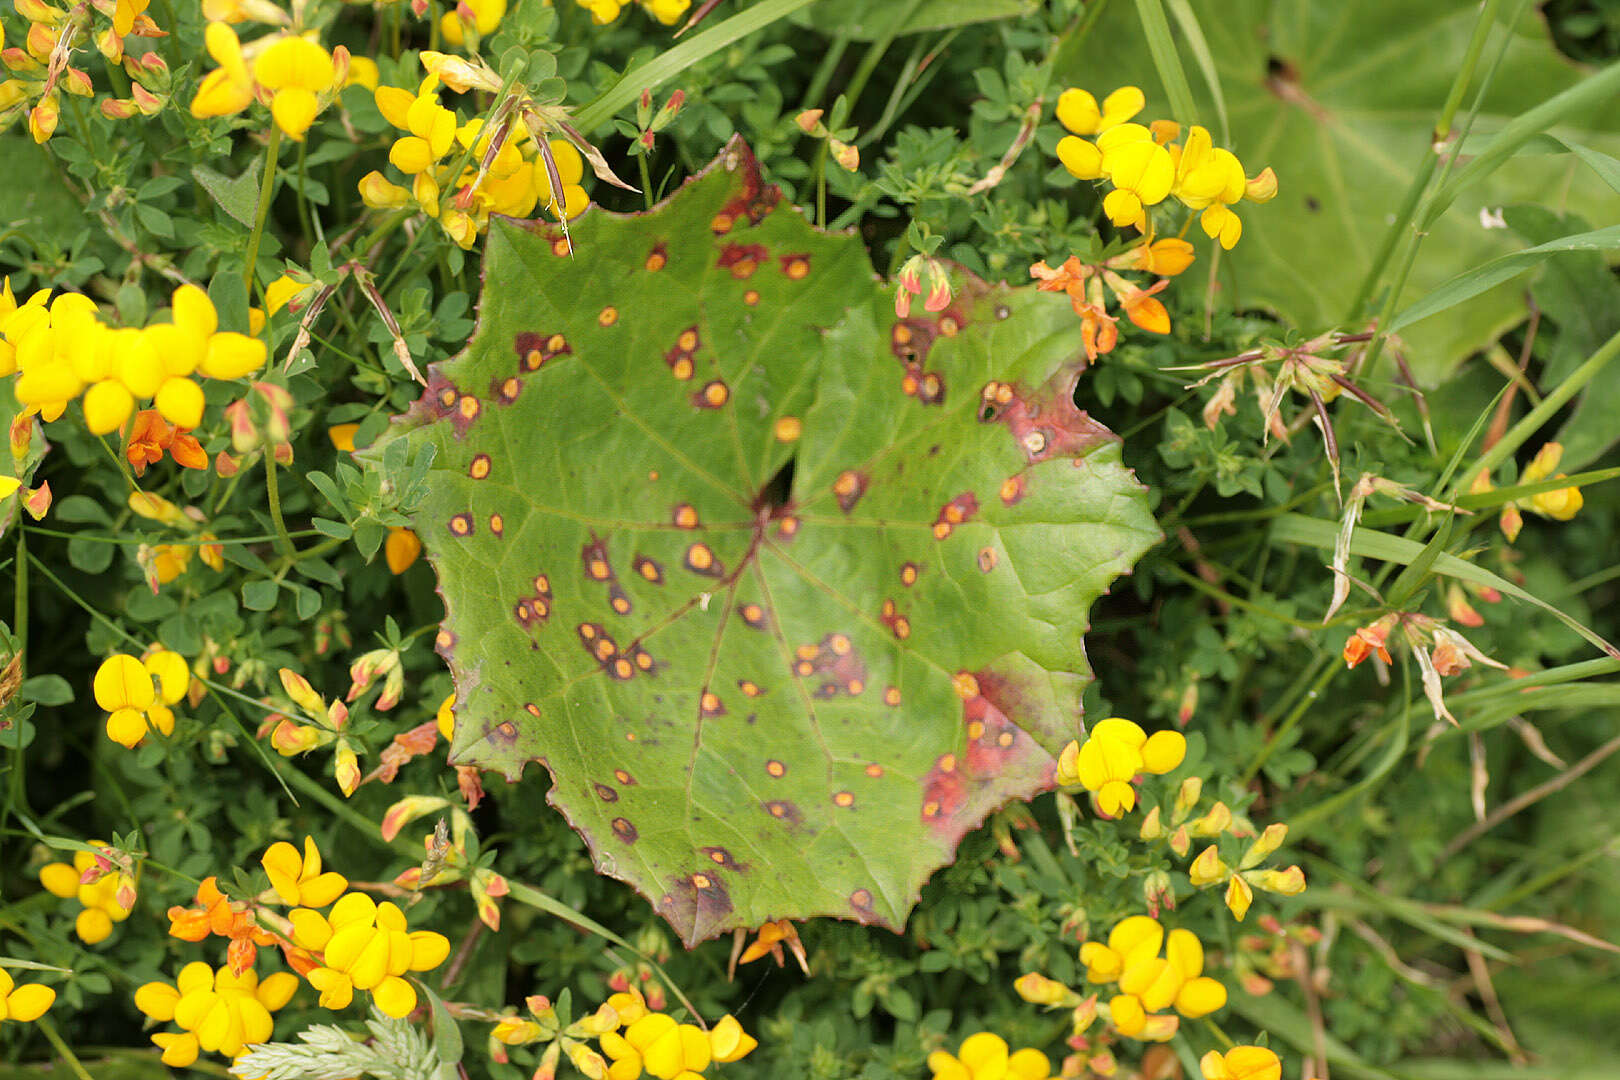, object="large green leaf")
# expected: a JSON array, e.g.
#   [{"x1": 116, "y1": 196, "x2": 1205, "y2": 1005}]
[
  {"x1": 1064, "y1": 0, "x2": 1620, "y2": 382},
  {"x1": 385, "y1": 139, "x2": 1158, "y2": 945}
]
